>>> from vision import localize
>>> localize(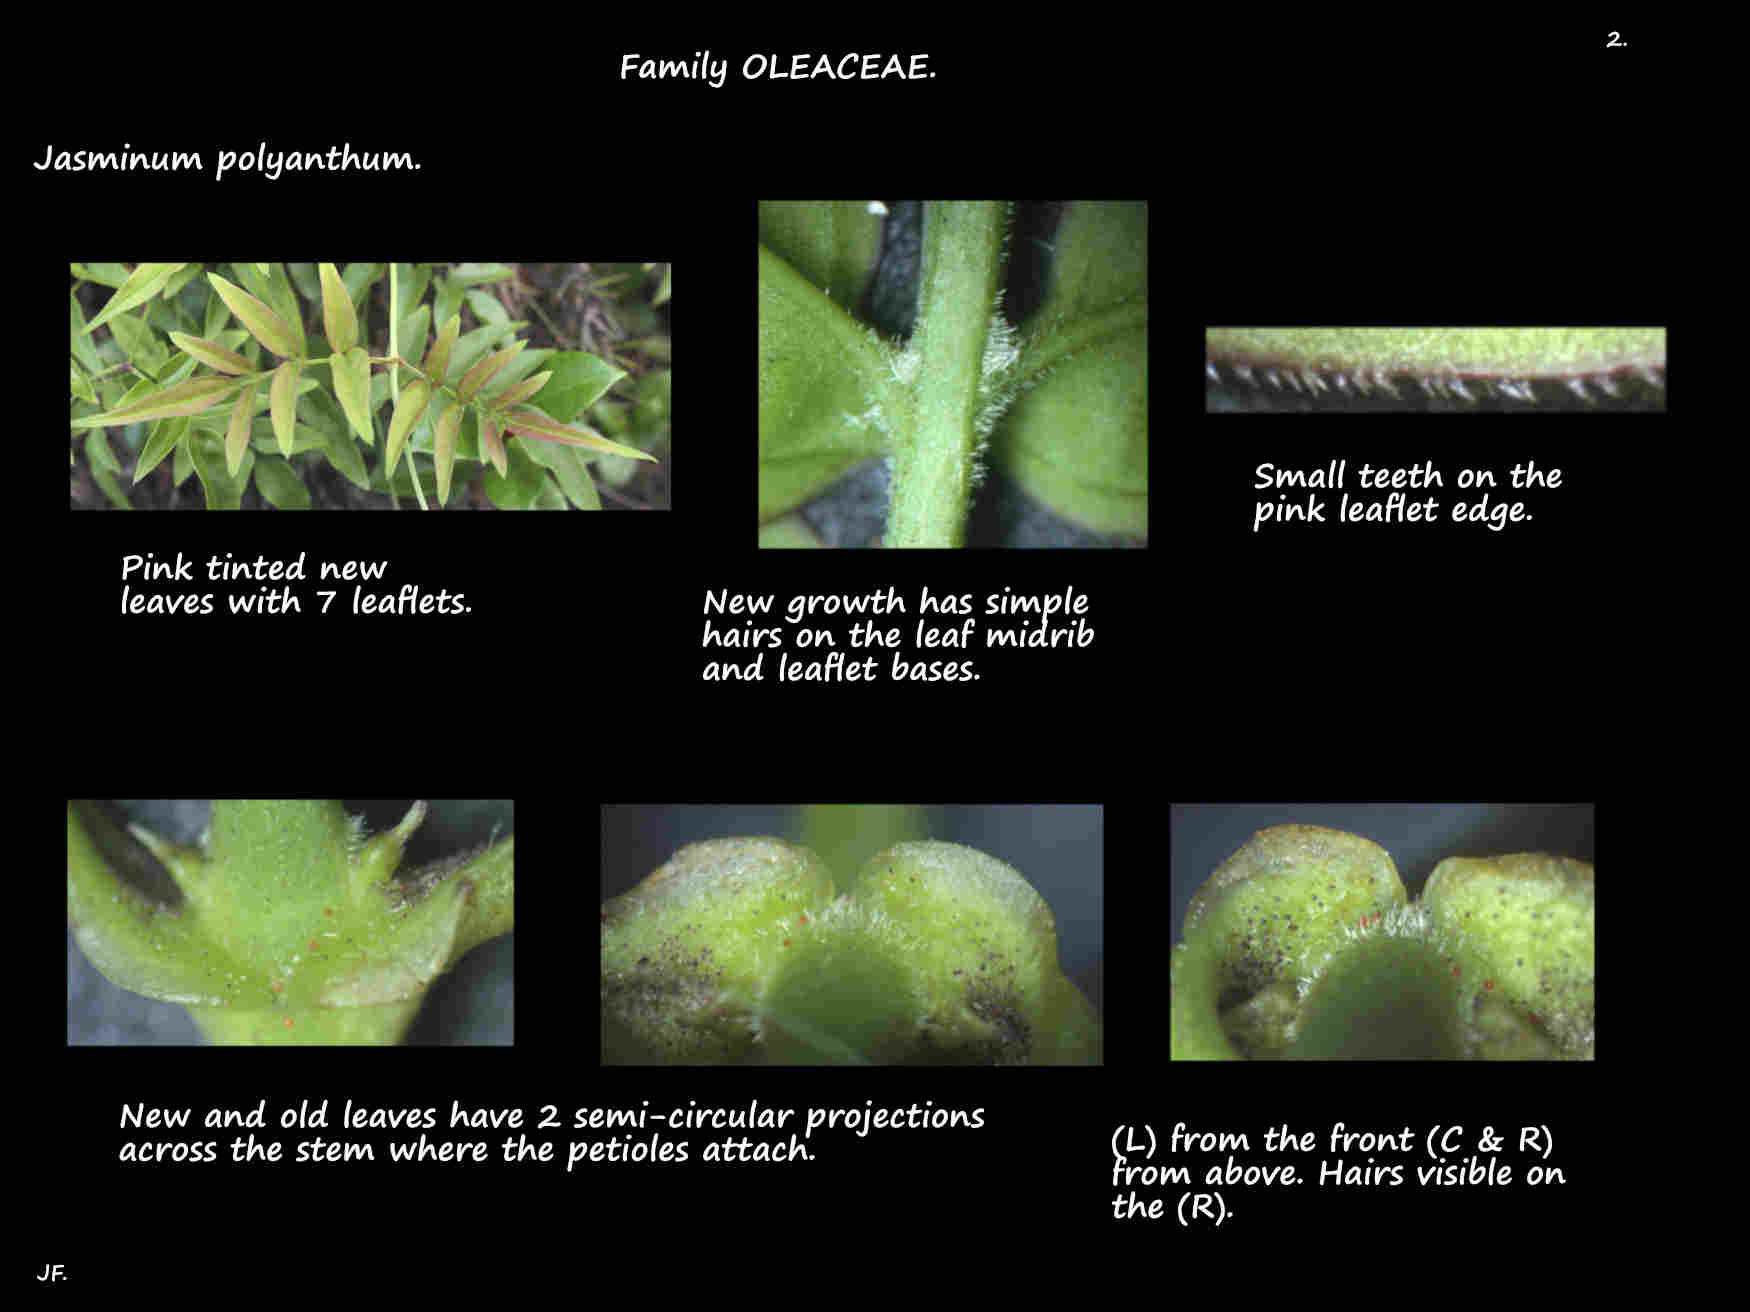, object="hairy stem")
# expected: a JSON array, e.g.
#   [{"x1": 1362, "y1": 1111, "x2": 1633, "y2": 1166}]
[{"x1": 885, "y1": 201, "x2": 1006, "y2": 548}]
